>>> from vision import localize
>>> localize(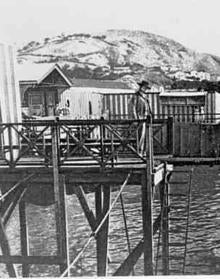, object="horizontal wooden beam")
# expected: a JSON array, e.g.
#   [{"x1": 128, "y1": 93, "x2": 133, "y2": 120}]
[
  {"x1": 0, "y1": 172, "x2": 142, "y2": 186},
  {"x1": 163, "y1": 157, "x2": 220, "y2": 165},
  {"x1": 0, "y1": 255, "x2": 64, "y2": 265}
]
